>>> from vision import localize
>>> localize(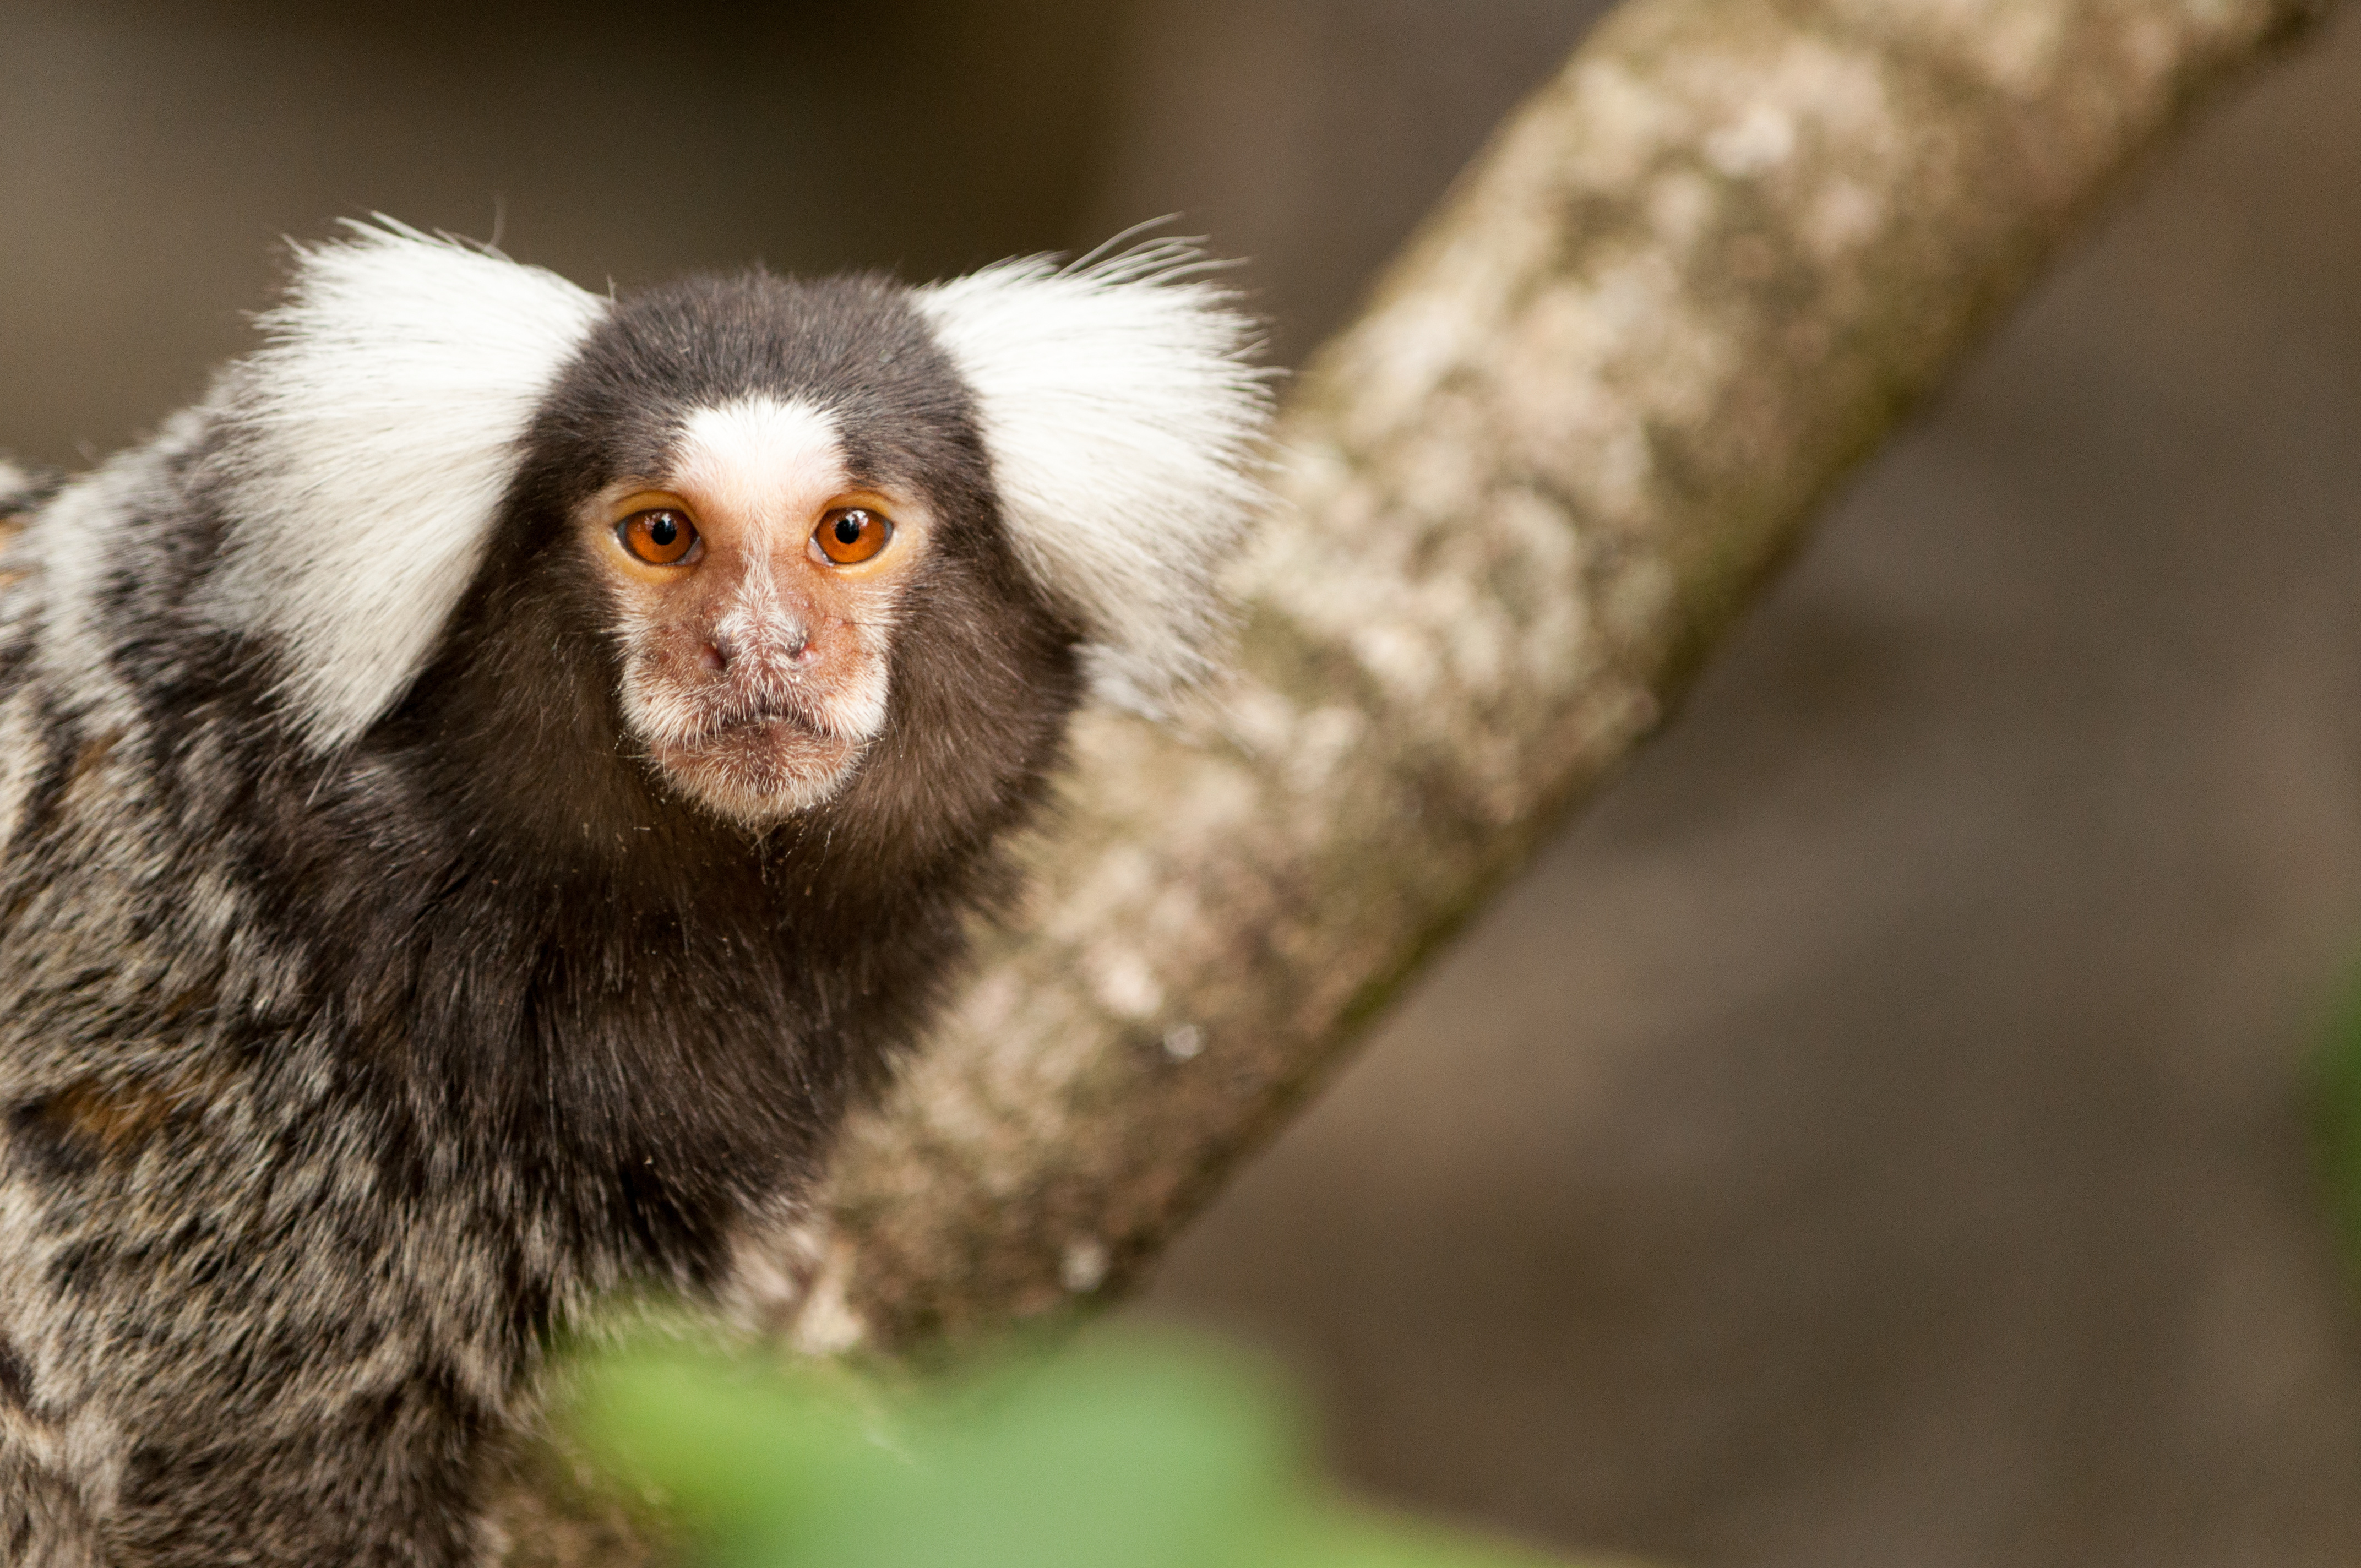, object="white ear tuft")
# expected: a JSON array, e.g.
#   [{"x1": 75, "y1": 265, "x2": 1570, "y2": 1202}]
[
  {"x1": 200, "y1": 219, "x2": 610, "y2": 751},
  {"x1": 912, "y1": 242, "x2": 1272, "y2": 710}
]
